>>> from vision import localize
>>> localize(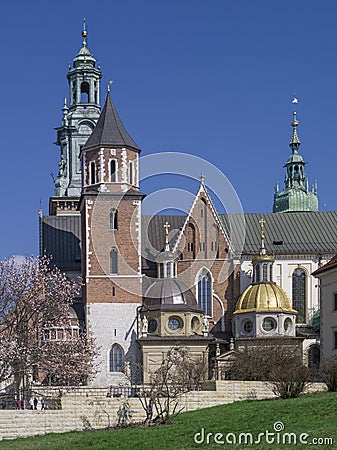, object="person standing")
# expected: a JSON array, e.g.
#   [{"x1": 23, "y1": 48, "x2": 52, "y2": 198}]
[
  {"x1": 33, "y1": 397, "x2": 38, "y2": 410},
  {"x1": 29, "y1": 398, "x2": 34, "y2": 410},
  {"x1": 41, "y1": 397, "x2": 46, "y2": 410}
]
